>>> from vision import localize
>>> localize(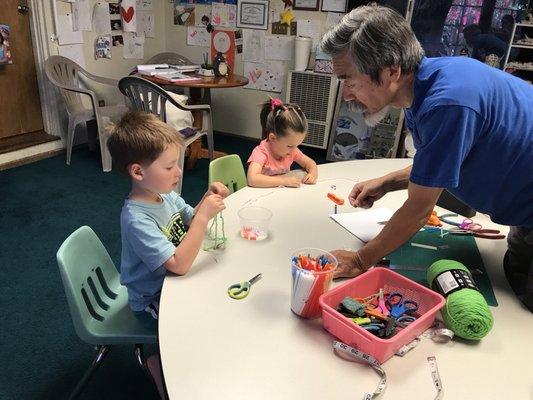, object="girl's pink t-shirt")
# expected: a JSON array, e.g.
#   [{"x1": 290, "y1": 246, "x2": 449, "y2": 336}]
[{"x1": 247, "y1": 139, "x2": 304, "y2": 176}]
